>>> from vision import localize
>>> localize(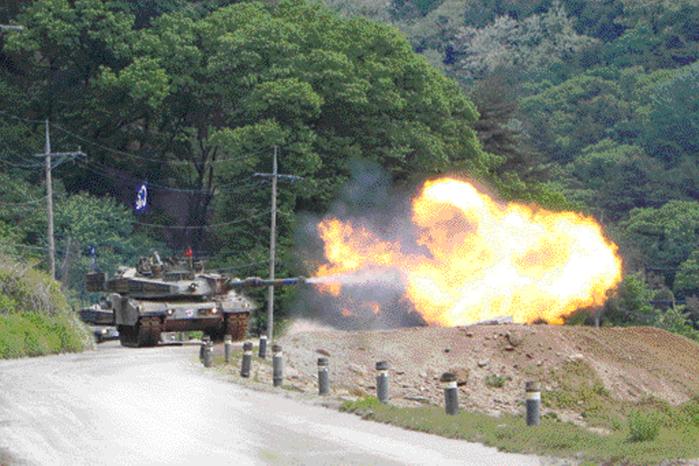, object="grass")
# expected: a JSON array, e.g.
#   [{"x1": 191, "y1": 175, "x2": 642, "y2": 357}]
[
  {"x1": 0, "y1": 253, "x2": 92, "y2": 358},
  {"x1": 340, "y1": 396, "x2": 699, "y2": 464},
  {"x1": 484, "y1": 374, "x2": 509, "y2": 388},
  {"x1": 0, "y1": 311, "x2": 89, "y2": 358},
  {"x1": 628, "y1": 411, "x2": 661, "y2": 442}
]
